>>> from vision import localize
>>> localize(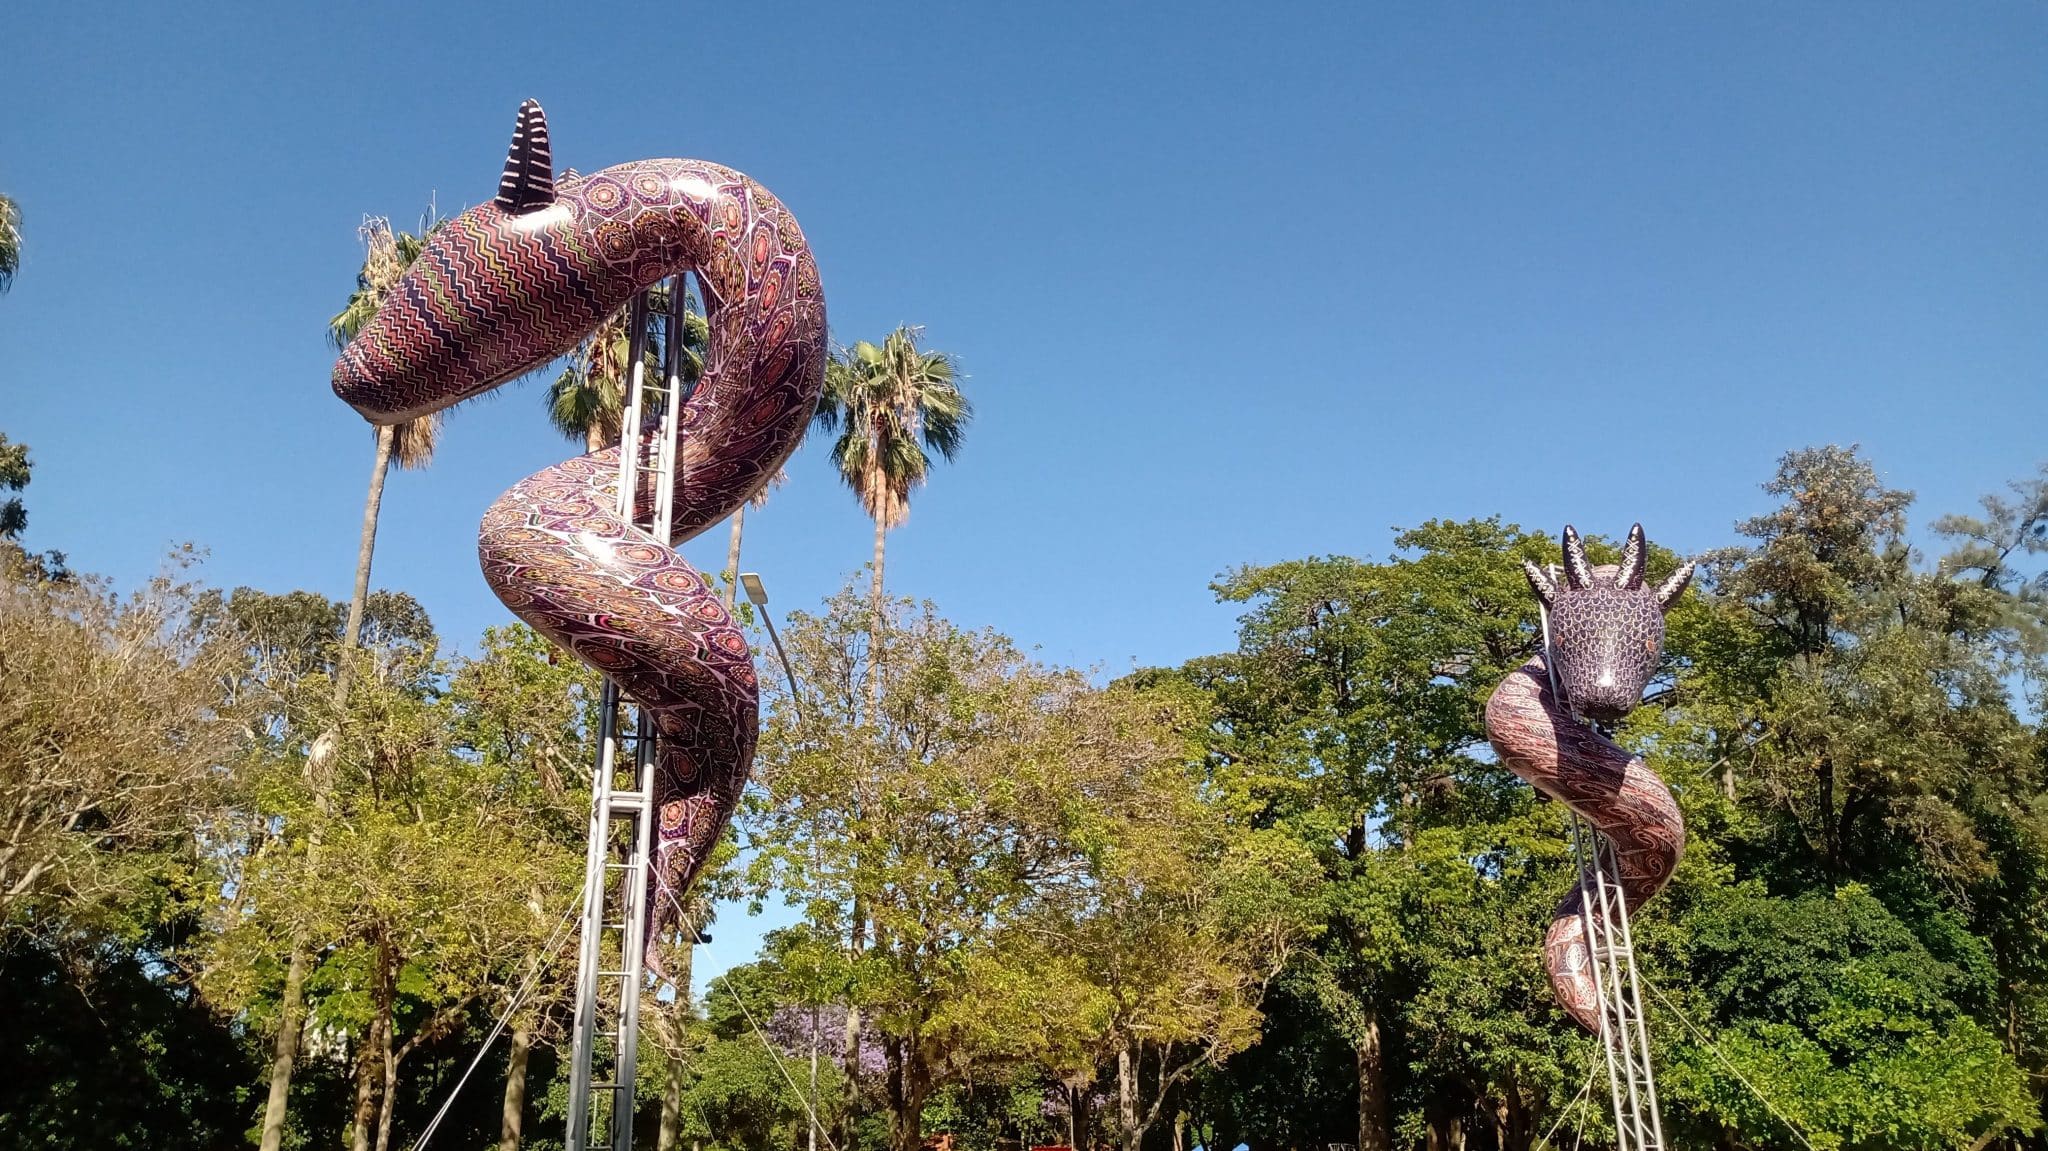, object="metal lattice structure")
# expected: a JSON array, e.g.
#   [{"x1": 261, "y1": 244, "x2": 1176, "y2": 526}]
[
  {"x1": 1567, "y1": 817, "x2": 1666, "y2": 1151},
  {"x1": 565, "y1": 280, "x2": 693, "y2": 1151}
]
